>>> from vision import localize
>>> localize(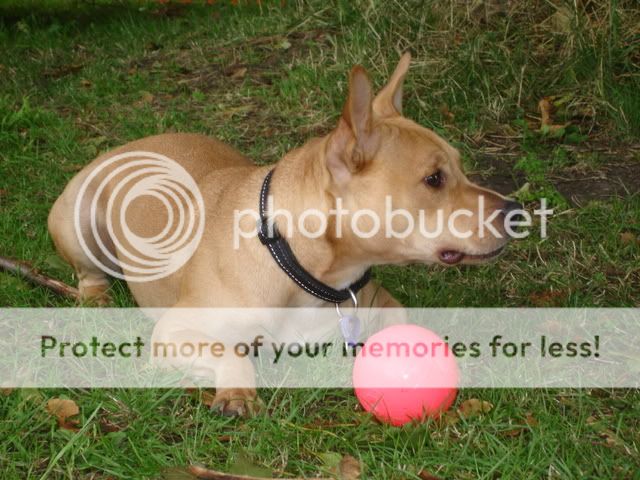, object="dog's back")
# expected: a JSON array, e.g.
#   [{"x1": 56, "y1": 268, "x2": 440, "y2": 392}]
[{"x1": 48, "y1": 132, "x2": 254, "y2": 305}]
